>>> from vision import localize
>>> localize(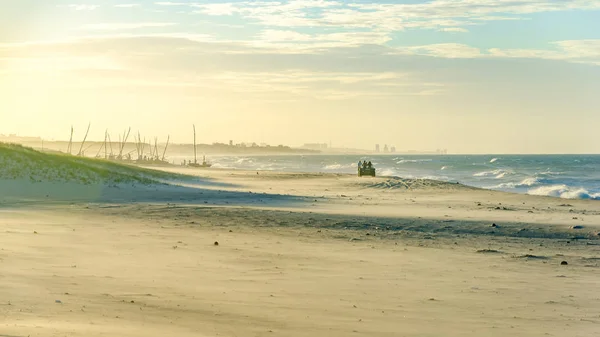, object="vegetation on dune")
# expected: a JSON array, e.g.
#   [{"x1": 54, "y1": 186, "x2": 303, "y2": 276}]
[{"x1": 0, "y1": 142, "x2": 185, "y2": 185}]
